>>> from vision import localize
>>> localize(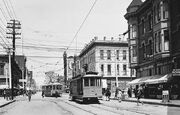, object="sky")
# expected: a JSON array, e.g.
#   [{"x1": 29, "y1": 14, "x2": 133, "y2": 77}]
[{"x1": 0, "y1": 0, "x2": 134, "y2": 85}]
